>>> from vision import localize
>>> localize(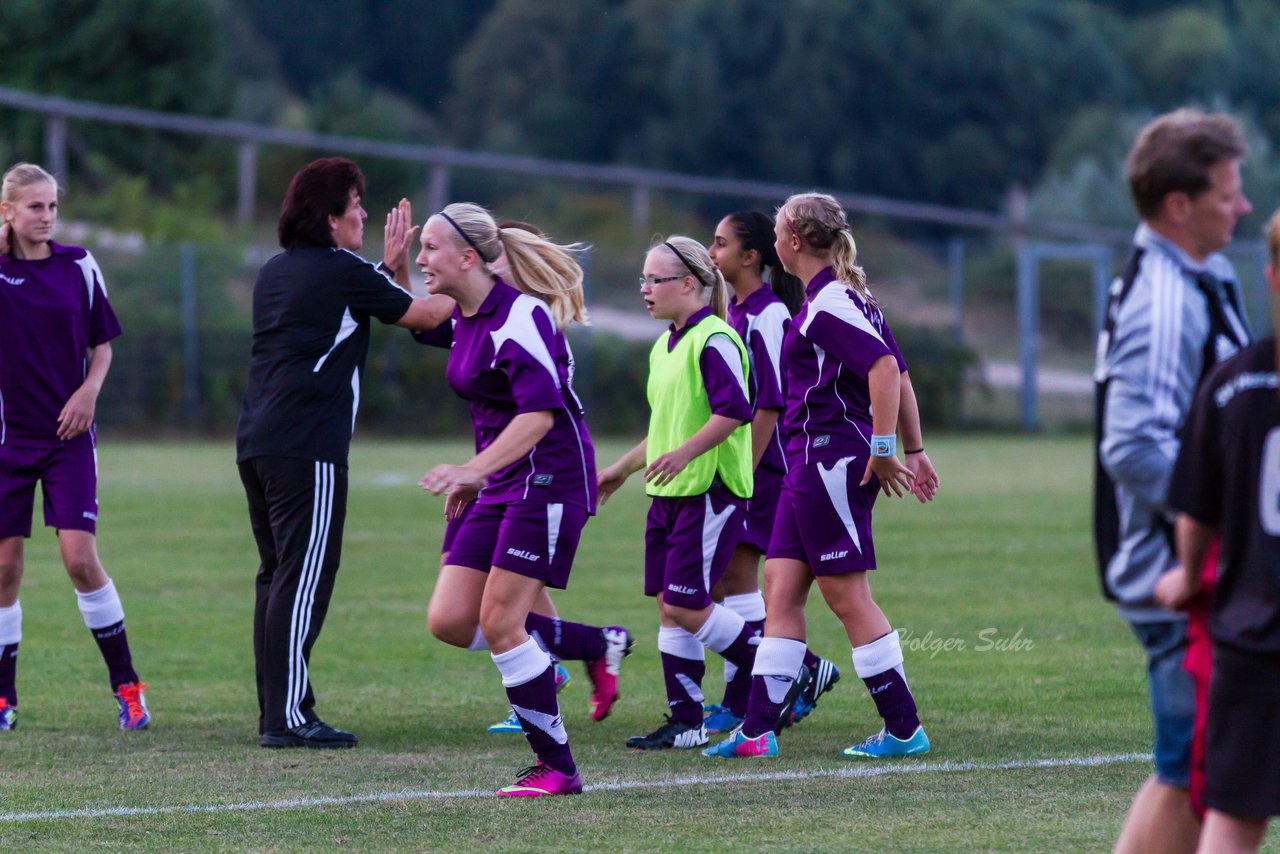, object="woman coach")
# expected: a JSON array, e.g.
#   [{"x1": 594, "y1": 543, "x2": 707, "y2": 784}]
[{"x1": 237, "y1": 157, "x2": 451, "y2": 749}]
